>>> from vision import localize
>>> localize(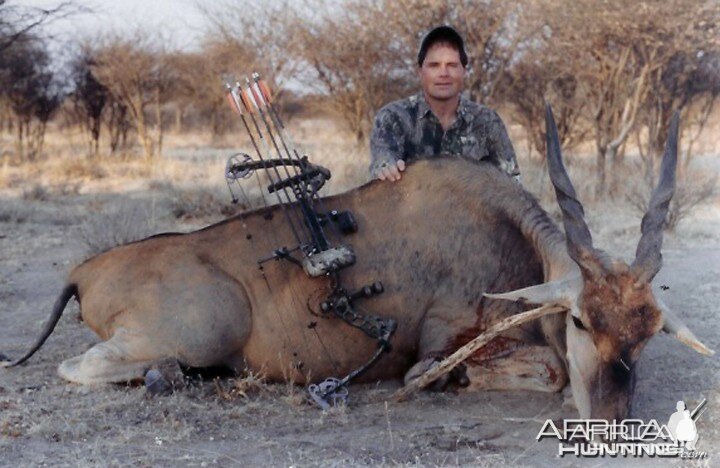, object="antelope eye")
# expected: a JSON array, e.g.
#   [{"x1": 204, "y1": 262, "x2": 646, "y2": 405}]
[{"x1": 572, "y1": 316, "x2": 587, "y2": 331}]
